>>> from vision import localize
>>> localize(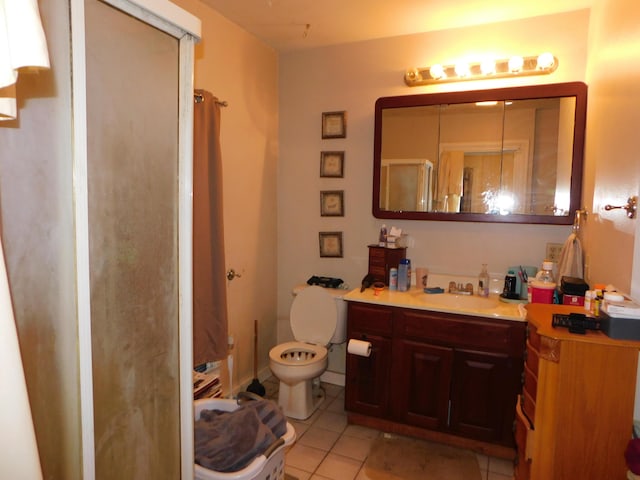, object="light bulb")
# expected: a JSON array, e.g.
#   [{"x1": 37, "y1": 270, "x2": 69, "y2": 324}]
[
  {"x1": 537, "y1": 52, "x2": 555, "y2": 70},
  {"x1": 454, "y1": 62, "x2": 470, "y2": 78},
  {"x1": 508, "y1": 56, "x2": 524, "y2": 73},
  {"x1": 429, "y1": 64, "x2": 445, "y2": 80},
  {"x1": 480, "y1": 58, "x2": 496, "y2": 75}
]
